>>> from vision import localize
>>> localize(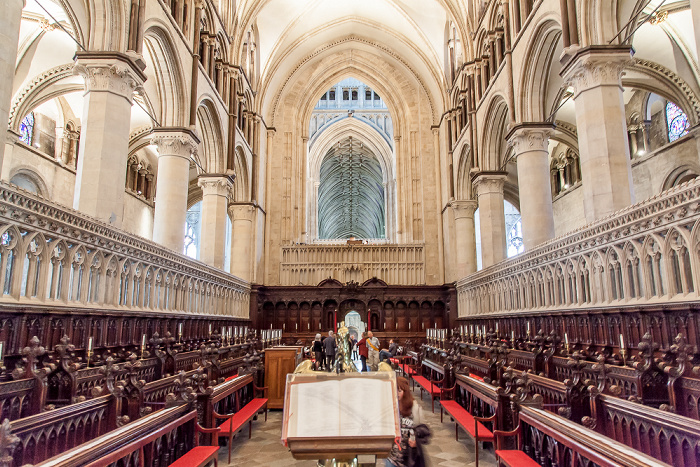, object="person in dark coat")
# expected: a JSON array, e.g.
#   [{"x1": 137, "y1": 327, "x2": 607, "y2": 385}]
[
  {"x1": 323, "y1": 330, "x2": 337, "y2": 372},
  {"x1": 312, "y1": 333, "x2": 324, "y2": 370}
]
